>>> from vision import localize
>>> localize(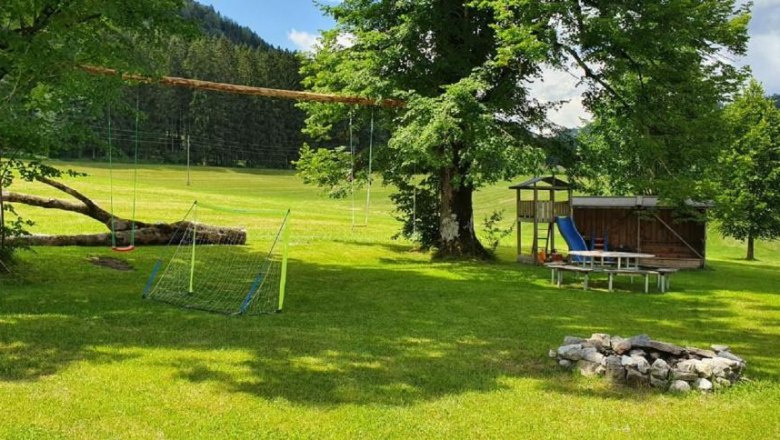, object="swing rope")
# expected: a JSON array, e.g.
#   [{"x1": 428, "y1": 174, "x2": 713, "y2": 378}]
[
  {"x1": 349, "y1": 110, "x2": 356, "y2": 229},
  {"x1": 107, "y1": 96, "x2": 140, "y2": 252},
  {"x1": 108, "y1": 106, "x2": 117, "y2": 249},
  {"x1": 364, "y1": 110, "x2": 374, "y2": 226}
]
